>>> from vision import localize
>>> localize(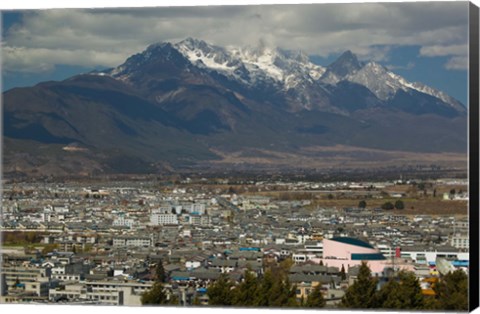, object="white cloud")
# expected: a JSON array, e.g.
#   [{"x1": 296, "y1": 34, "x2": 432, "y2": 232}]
[
  {"x1": 419, "y1": 44, "x2": 468, "y2": 57},
  {"x1": 419, "y1": 44, "x2": 468, "y2": 71},
  {"x1": 445, "y1": 56, "x2": 468, "y2": 71},
  {"x1": 2, "y1": 46, "x2": 128, "y2": 73},
  {"x1": 385, "y1": 61, "x2": 415, "y2": 71},
  {"x1": 1, "y1": 2, "x2": 469, "y2": 73}
]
